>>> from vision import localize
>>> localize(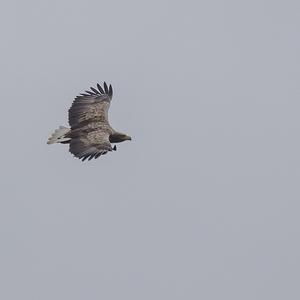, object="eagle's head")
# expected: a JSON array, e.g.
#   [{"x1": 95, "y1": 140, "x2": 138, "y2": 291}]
[{"x1": 109, "y1": 132, "x2": 132, "y2": 143}]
